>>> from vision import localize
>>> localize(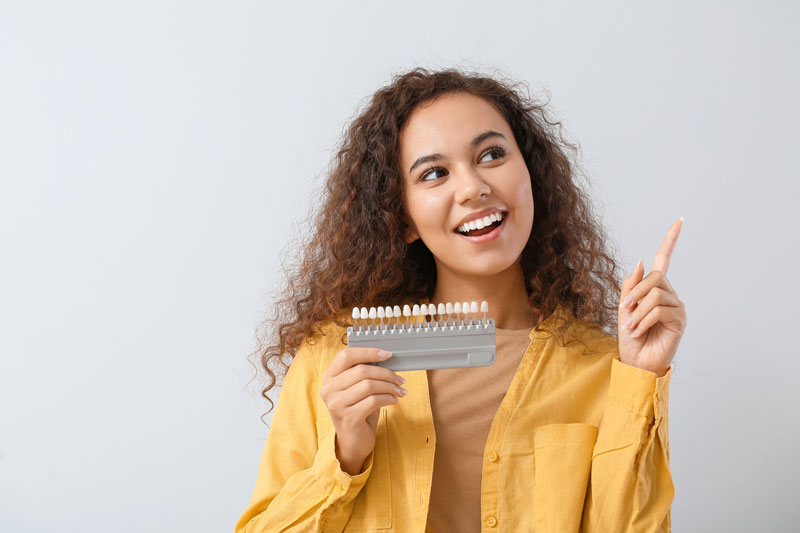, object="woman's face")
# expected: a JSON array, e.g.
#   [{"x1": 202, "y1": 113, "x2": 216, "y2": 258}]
[{"x1": 399, "y1": 92, "x2": 534, "y2": 279}]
